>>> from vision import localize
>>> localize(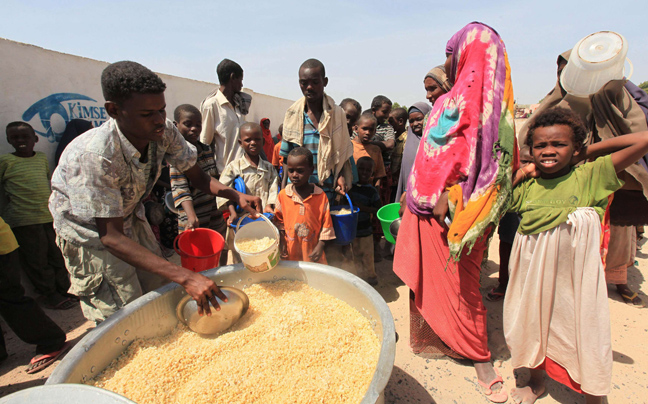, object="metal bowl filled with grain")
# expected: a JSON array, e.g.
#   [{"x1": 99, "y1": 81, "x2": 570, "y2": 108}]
[{"x1": 47, "y1": 261, "x2": 396, "y2": 404}]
